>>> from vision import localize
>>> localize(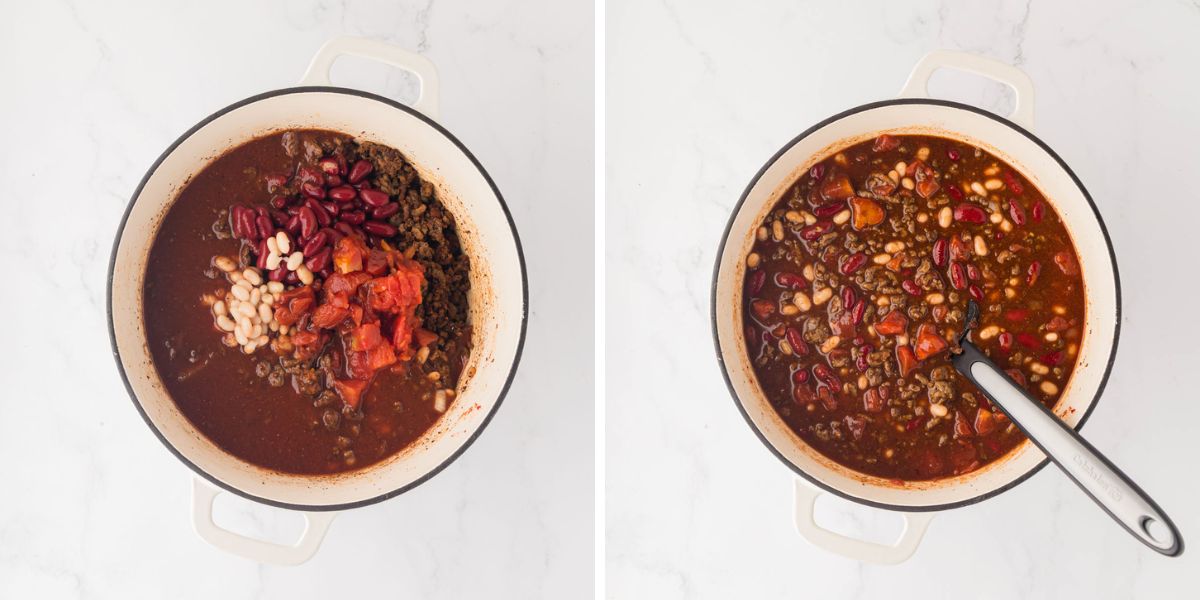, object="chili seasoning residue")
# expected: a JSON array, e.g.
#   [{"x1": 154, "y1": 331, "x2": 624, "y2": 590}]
[
  {"x1": 742, "y1": 134, "x2": 1084, "y2": 481},
  {"x1": 144, "y1": 129, "x2": 471, "y2": 475}
]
